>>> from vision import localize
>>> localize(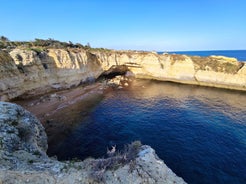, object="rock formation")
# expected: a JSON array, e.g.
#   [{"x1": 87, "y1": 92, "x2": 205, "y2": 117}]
[
  {"x1": 0, "y1": 48, "x2": 245, "y2": 101},
  {"x1": 0, "y1": 102, "x2": 186, "y2": 184},
  {"x1": 0, "y1": 49, "x2": 103, "y2": 101}
]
